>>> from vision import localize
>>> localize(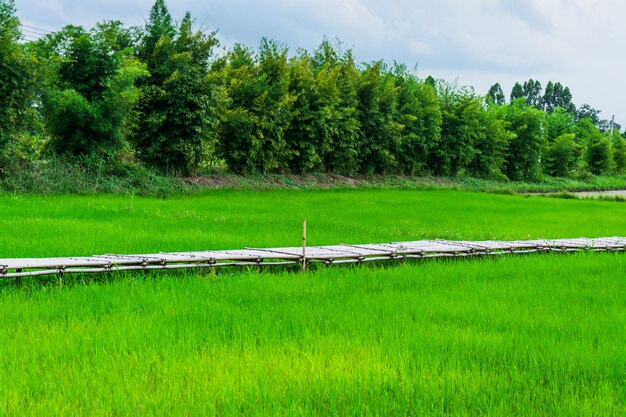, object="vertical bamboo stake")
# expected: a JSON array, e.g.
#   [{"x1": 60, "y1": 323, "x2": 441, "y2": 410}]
[{"x1": 302, "y1": 219, "x2": 307, "y2": 271}]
